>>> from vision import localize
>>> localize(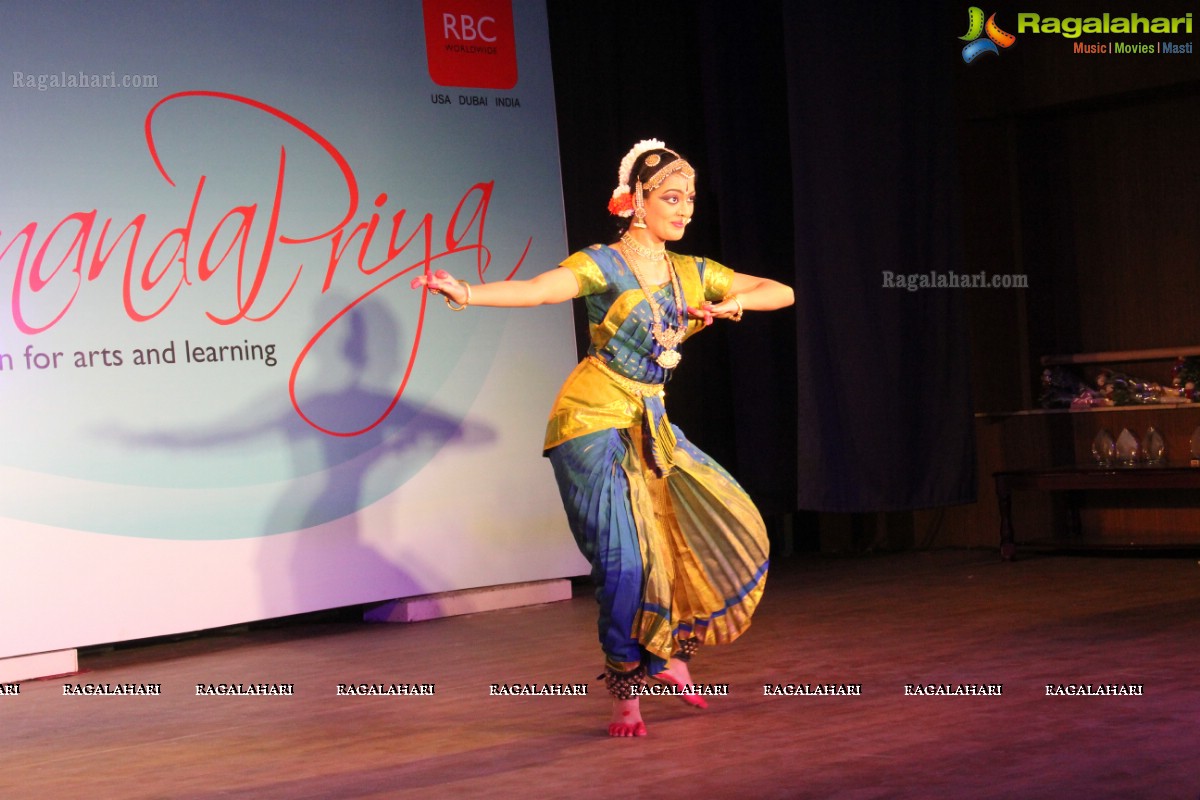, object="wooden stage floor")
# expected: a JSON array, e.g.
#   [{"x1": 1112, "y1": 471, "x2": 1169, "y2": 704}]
[{"x1": 4, "y1": 550, "x2": 1199, "y2": 799}]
